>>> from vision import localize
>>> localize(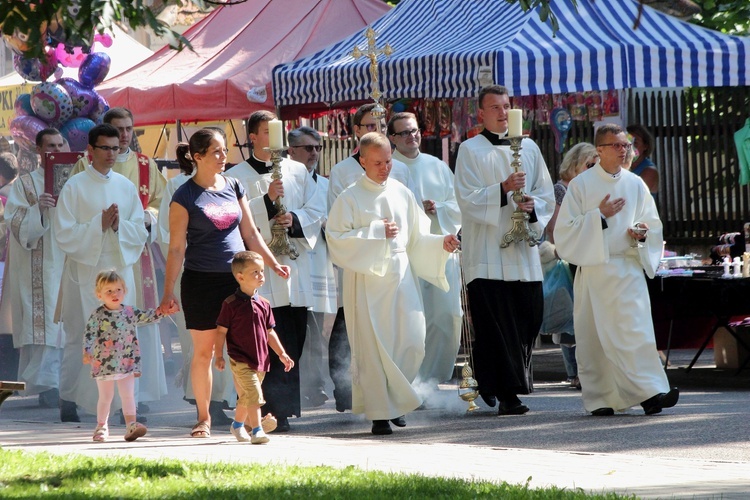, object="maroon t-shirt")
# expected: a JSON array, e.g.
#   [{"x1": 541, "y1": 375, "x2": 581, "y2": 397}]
[{"x1": 216, "y1": 289, "x2": 276, "y2": 371}]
